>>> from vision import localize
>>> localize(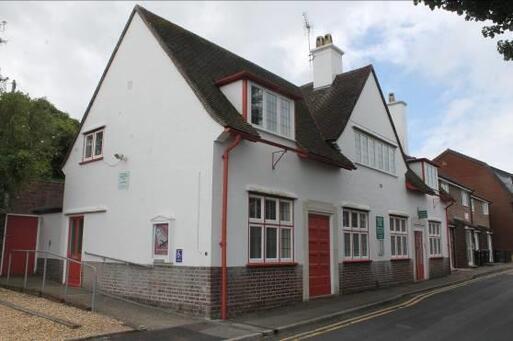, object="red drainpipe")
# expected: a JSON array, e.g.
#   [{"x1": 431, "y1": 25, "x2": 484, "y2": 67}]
[{"x1": 220, "y1": 79, "x2": 248, "y2": 320}]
